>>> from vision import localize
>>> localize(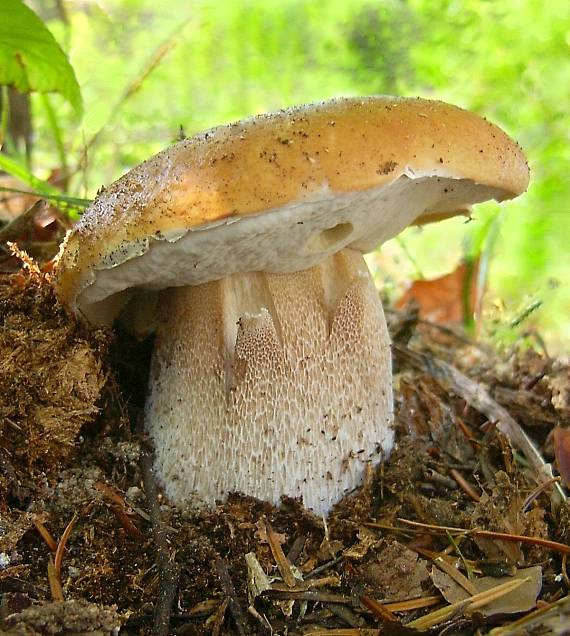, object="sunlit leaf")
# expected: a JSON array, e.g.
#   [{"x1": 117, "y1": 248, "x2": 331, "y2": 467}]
[{"x1": 0, "y1": 0, "x2": 82, "y2": 115}]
